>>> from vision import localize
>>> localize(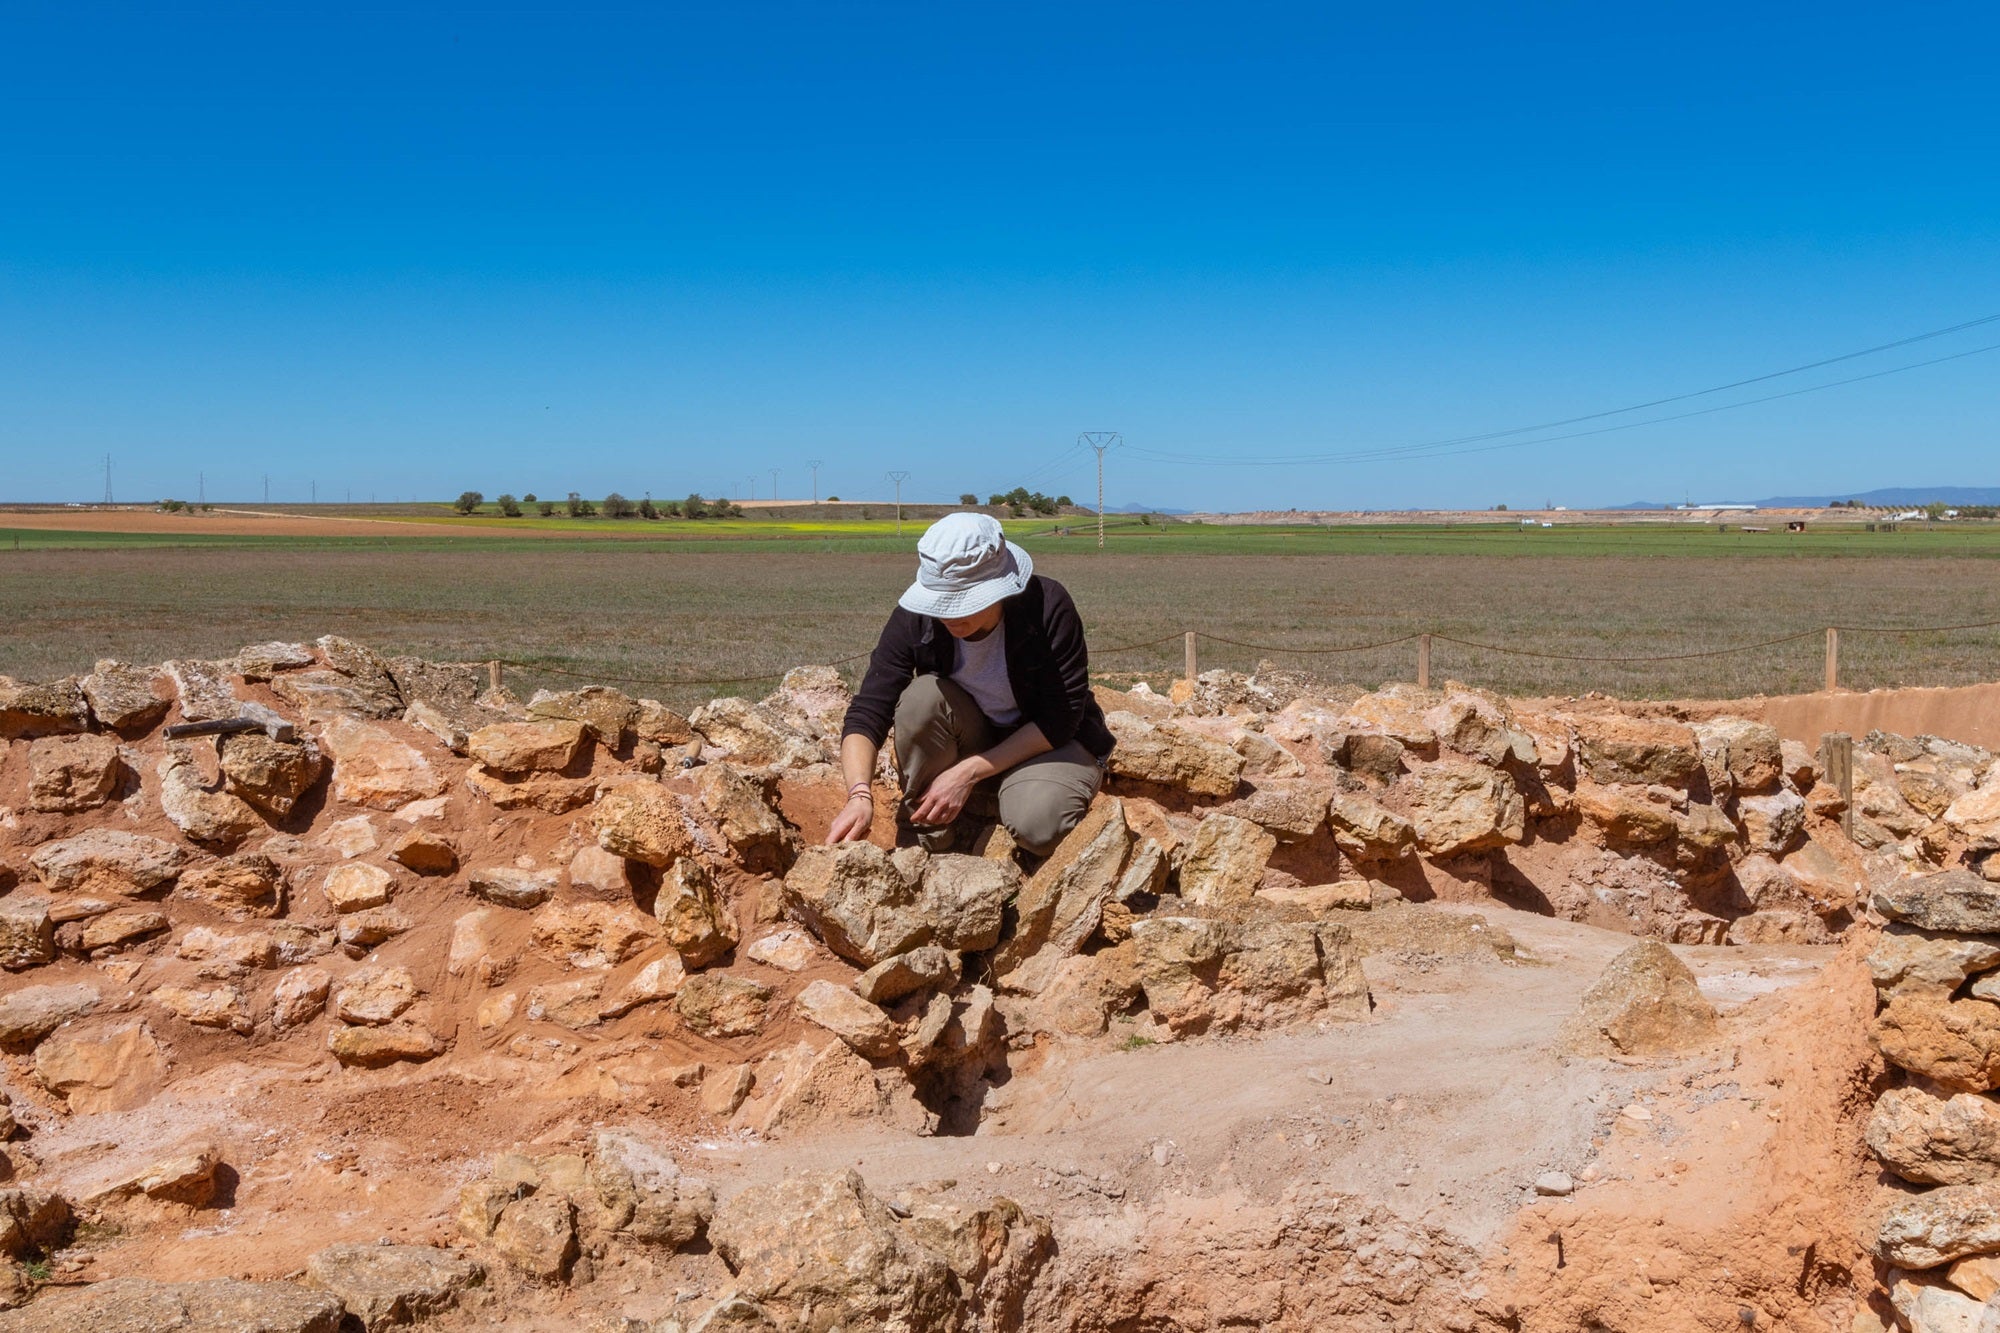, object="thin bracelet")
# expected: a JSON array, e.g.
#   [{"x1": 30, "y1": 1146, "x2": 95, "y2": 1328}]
[{"x1": 846, "y1": 782, "x2": 874, "y2": 803}]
